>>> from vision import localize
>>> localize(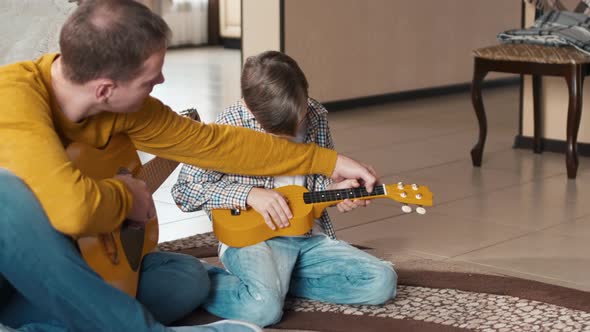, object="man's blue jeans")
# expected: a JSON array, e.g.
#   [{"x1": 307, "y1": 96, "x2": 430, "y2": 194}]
[
  {"x1": 0, "y1": 169, "x2": 210, "y2": 331},
  {"x1": 204, "y1": 235, "x2": 397, "y2": 327}
]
